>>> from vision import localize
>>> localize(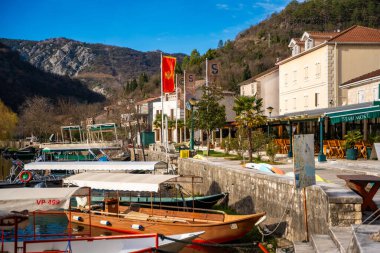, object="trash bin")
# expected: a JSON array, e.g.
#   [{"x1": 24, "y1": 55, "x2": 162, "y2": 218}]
[{"x1": 180, "y1": 150, "x2": 190, "y2": 158}]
